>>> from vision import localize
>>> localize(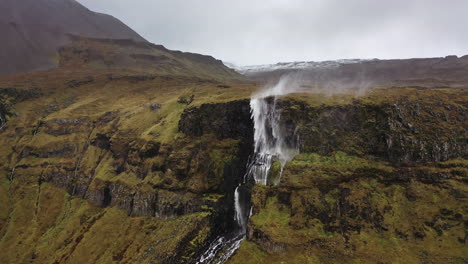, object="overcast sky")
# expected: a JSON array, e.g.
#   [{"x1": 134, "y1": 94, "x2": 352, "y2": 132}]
[{"x1": 77, "y1": 0, "x2": 468, "y2": 65}]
